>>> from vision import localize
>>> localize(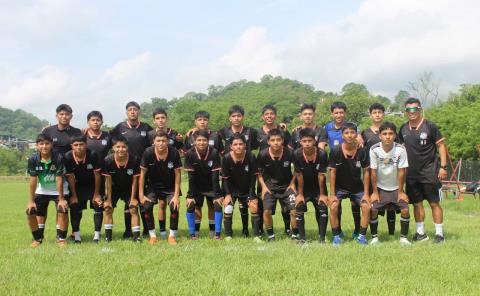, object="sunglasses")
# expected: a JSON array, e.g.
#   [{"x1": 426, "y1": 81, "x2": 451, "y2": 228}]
[{"x1": 405, "y1": 106, "x2": 421, "y2": 113}]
